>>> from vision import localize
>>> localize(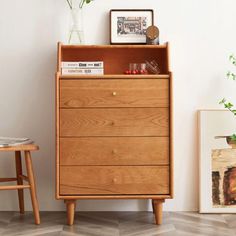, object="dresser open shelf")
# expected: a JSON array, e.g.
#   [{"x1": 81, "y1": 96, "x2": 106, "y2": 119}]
[
  {"x1": 58, "y1": 43, "x2": 170, "y2": 75},
  {"x1": 56, "y1": 43, "x2": 173, "y2": 226}
]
